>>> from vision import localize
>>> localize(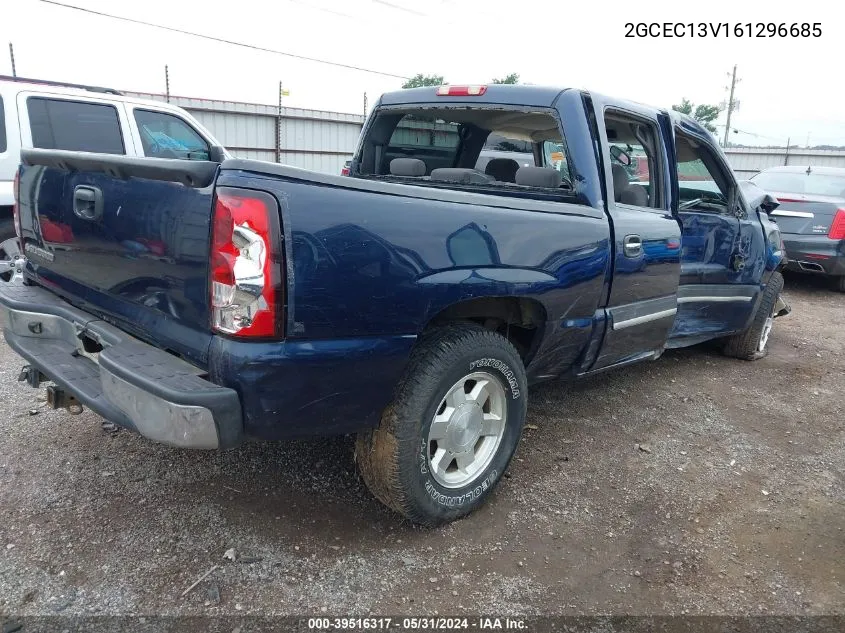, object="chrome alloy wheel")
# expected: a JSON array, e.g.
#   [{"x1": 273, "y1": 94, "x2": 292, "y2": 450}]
[
  {"x1": 427, "y1": 371, "x2": 507, "y2": 489},
  {"x1": 0, "y1": 238, "x2": 24, "y2": 283},
  {"x1": 757, "y1": 309, "x2": 775, "y2": 353}
]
